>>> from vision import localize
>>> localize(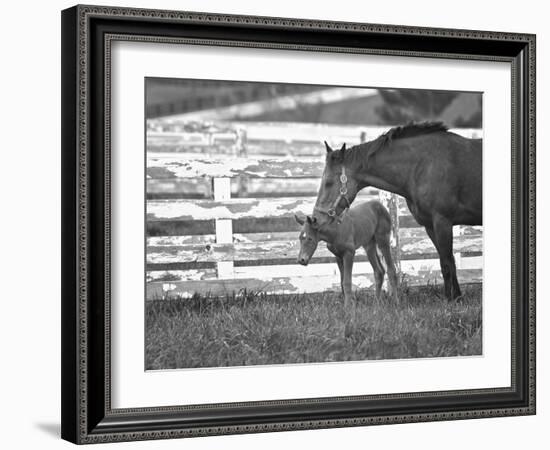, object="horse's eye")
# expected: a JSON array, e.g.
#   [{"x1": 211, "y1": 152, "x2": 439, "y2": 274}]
[{"x1": 325, "y1": 181, "x2": 334, "y2": 188}]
